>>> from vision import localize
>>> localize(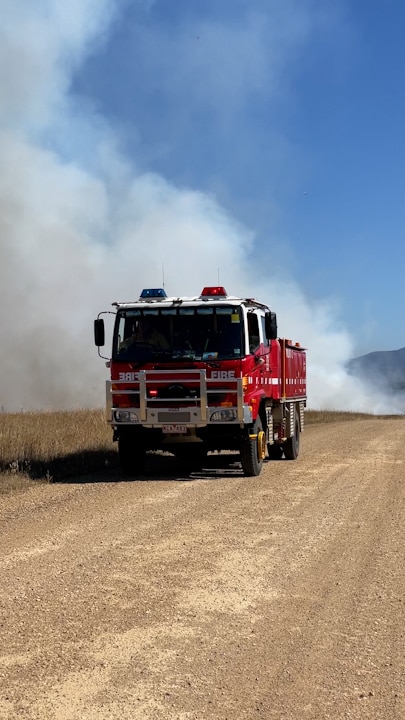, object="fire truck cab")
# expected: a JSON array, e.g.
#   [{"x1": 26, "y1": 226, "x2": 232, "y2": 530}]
[{"x1": 94, "y1": 286, "x2": 306, "y2": 476}]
